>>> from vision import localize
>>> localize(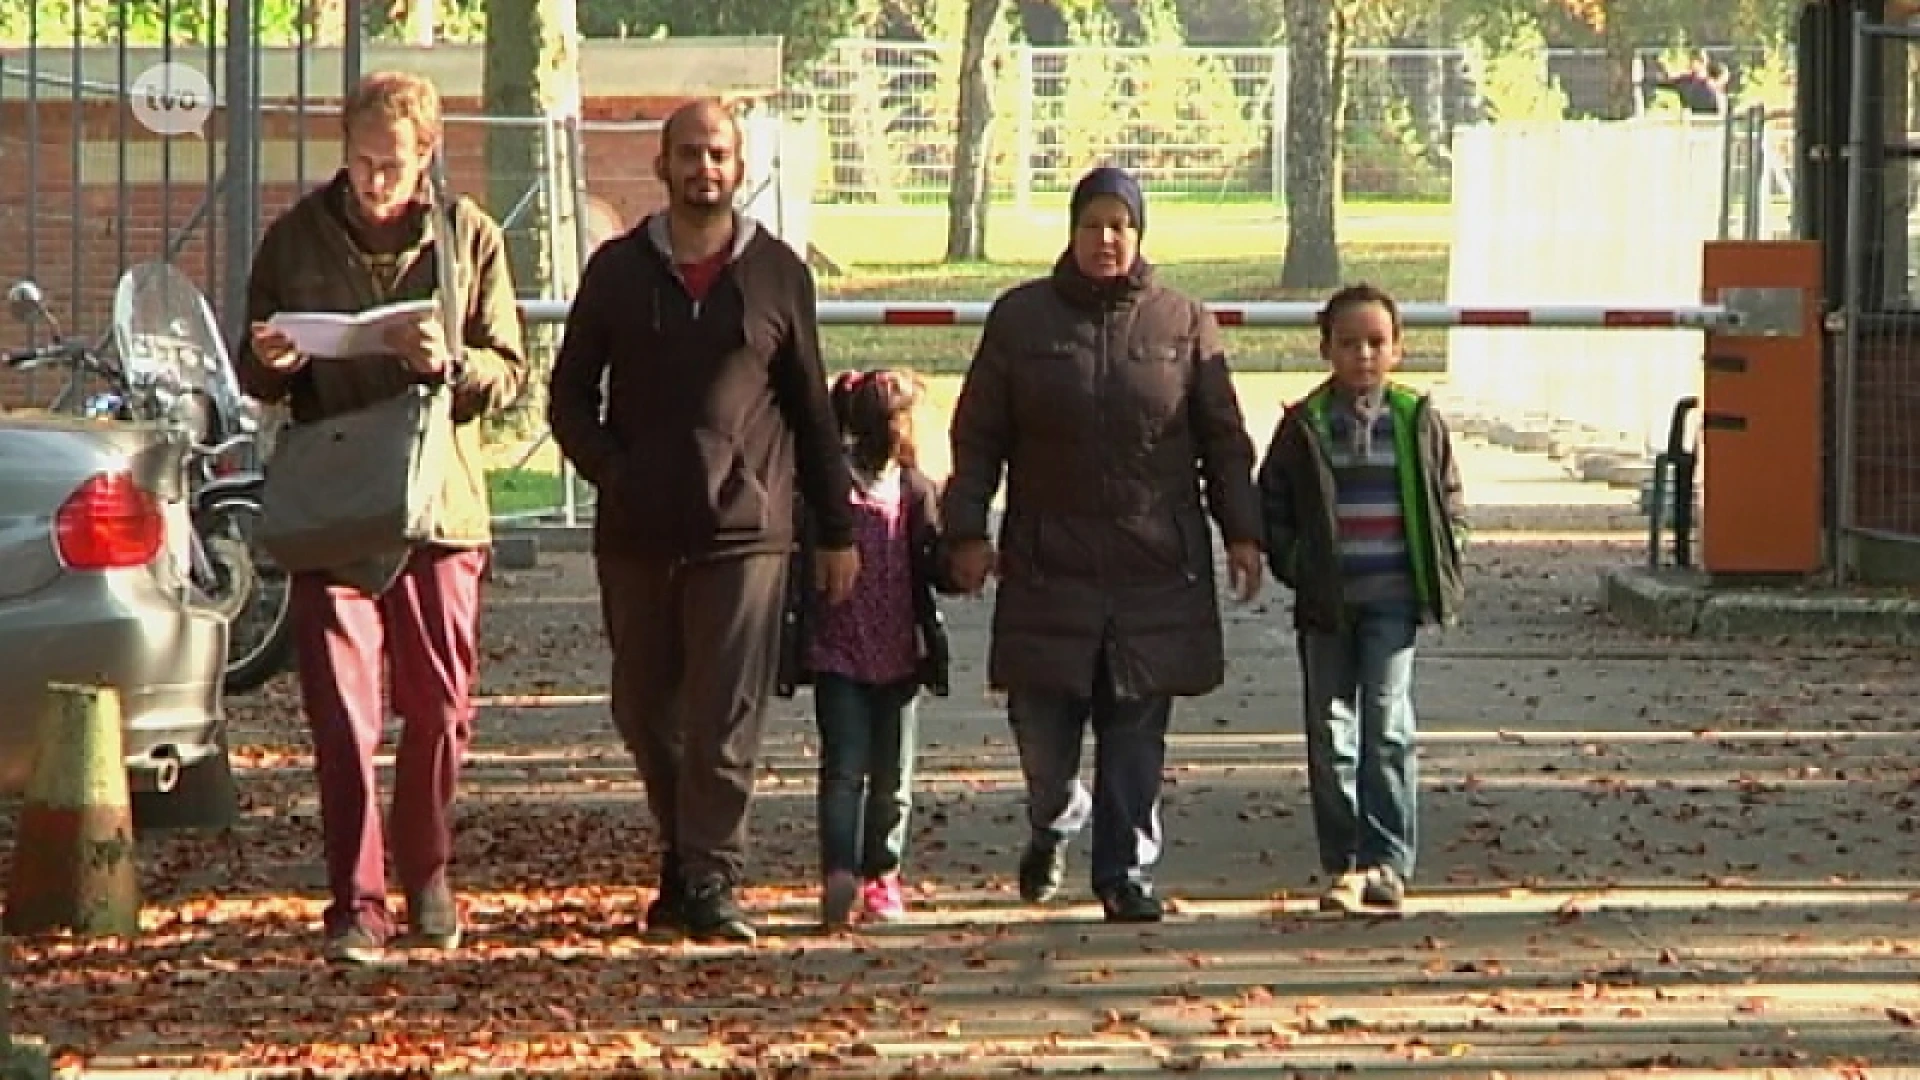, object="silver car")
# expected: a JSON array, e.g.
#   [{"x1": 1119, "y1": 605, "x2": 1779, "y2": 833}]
[{"x1": 0, "y1": 412, "x2": 228, "y2": 801}]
